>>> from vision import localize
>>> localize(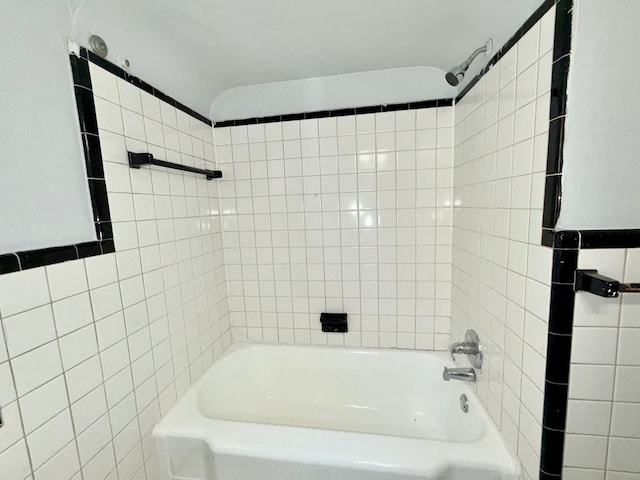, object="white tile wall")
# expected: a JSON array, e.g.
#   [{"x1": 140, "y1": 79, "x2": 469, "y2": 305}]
[
  {"x1": 0, "y1": 60, "x2": 230, "y2": 480},
  {"x1": 450, "y1": 7, "x2": 555, "y2": 480},
  {"x1": 215, "y1": 108, "x2": 454, "y2": 349},
  {"x1": 564, "y1": 248, "x2": 640, "y2": 479}
]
